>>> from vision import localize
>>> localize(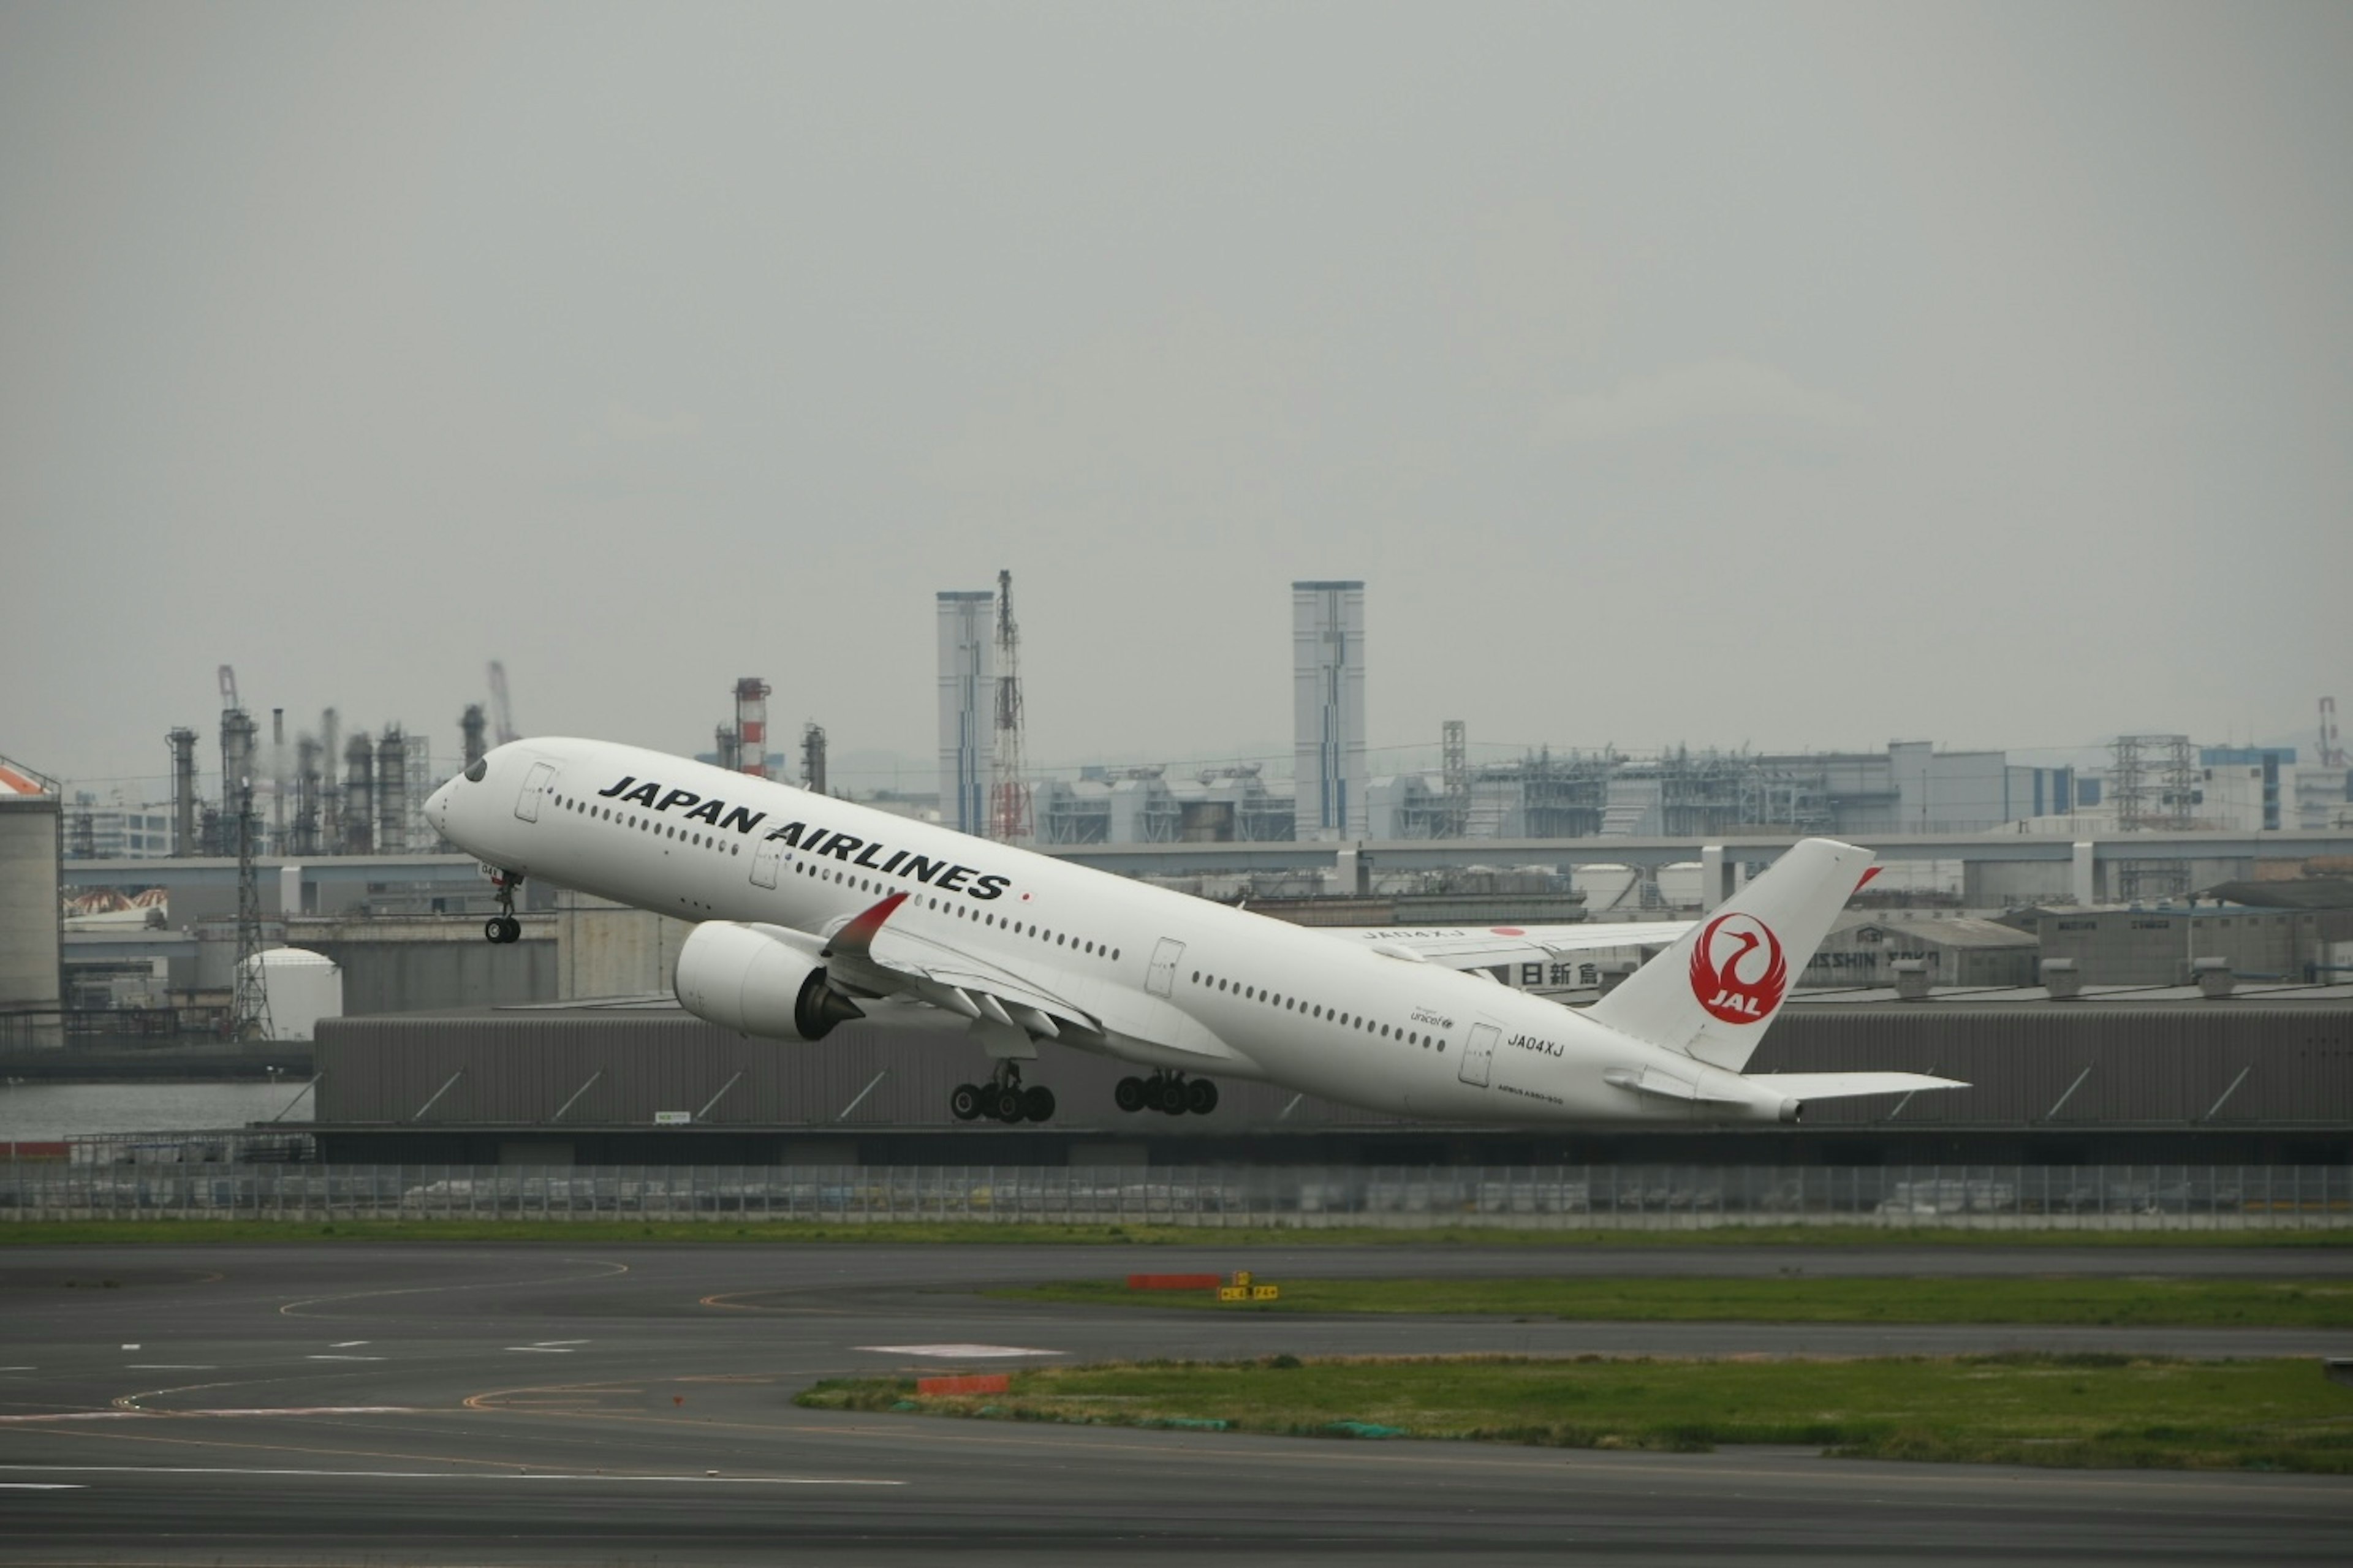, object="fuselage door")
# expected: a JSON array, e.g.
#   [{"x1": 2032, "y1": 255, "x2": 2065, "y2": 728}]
[
  {"x1": 513, "y1": 760, "x2": 556, "y2": 824},
  {"x1": 1145, "y1": 937, "x2": 1184, "y2": 999},
  {"x1": 1457, "y1": 1021, "x2": 1499, "y2": 1088},
  {"x1": 751, "y1": 838, "x2": 783, "y2": 889}
]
